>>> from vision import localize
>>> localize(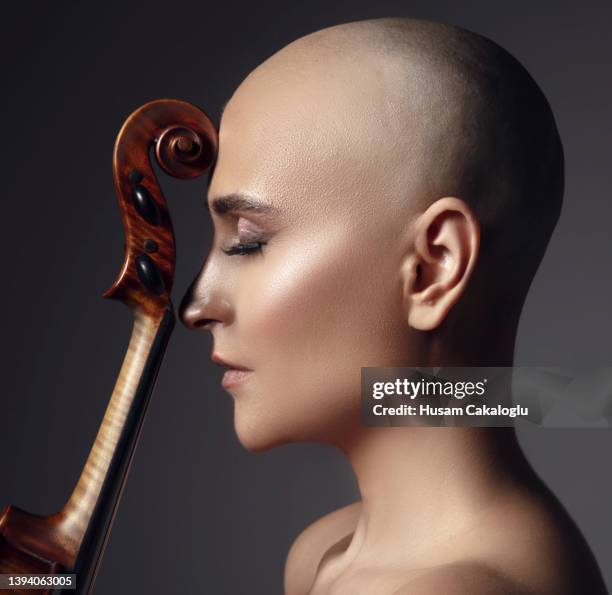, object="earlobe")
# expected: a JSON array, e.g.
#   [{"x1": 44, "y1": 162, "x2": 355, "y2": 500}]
[{"x1": 401, "y1": 197, "x2": 480, "y2": 331}]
